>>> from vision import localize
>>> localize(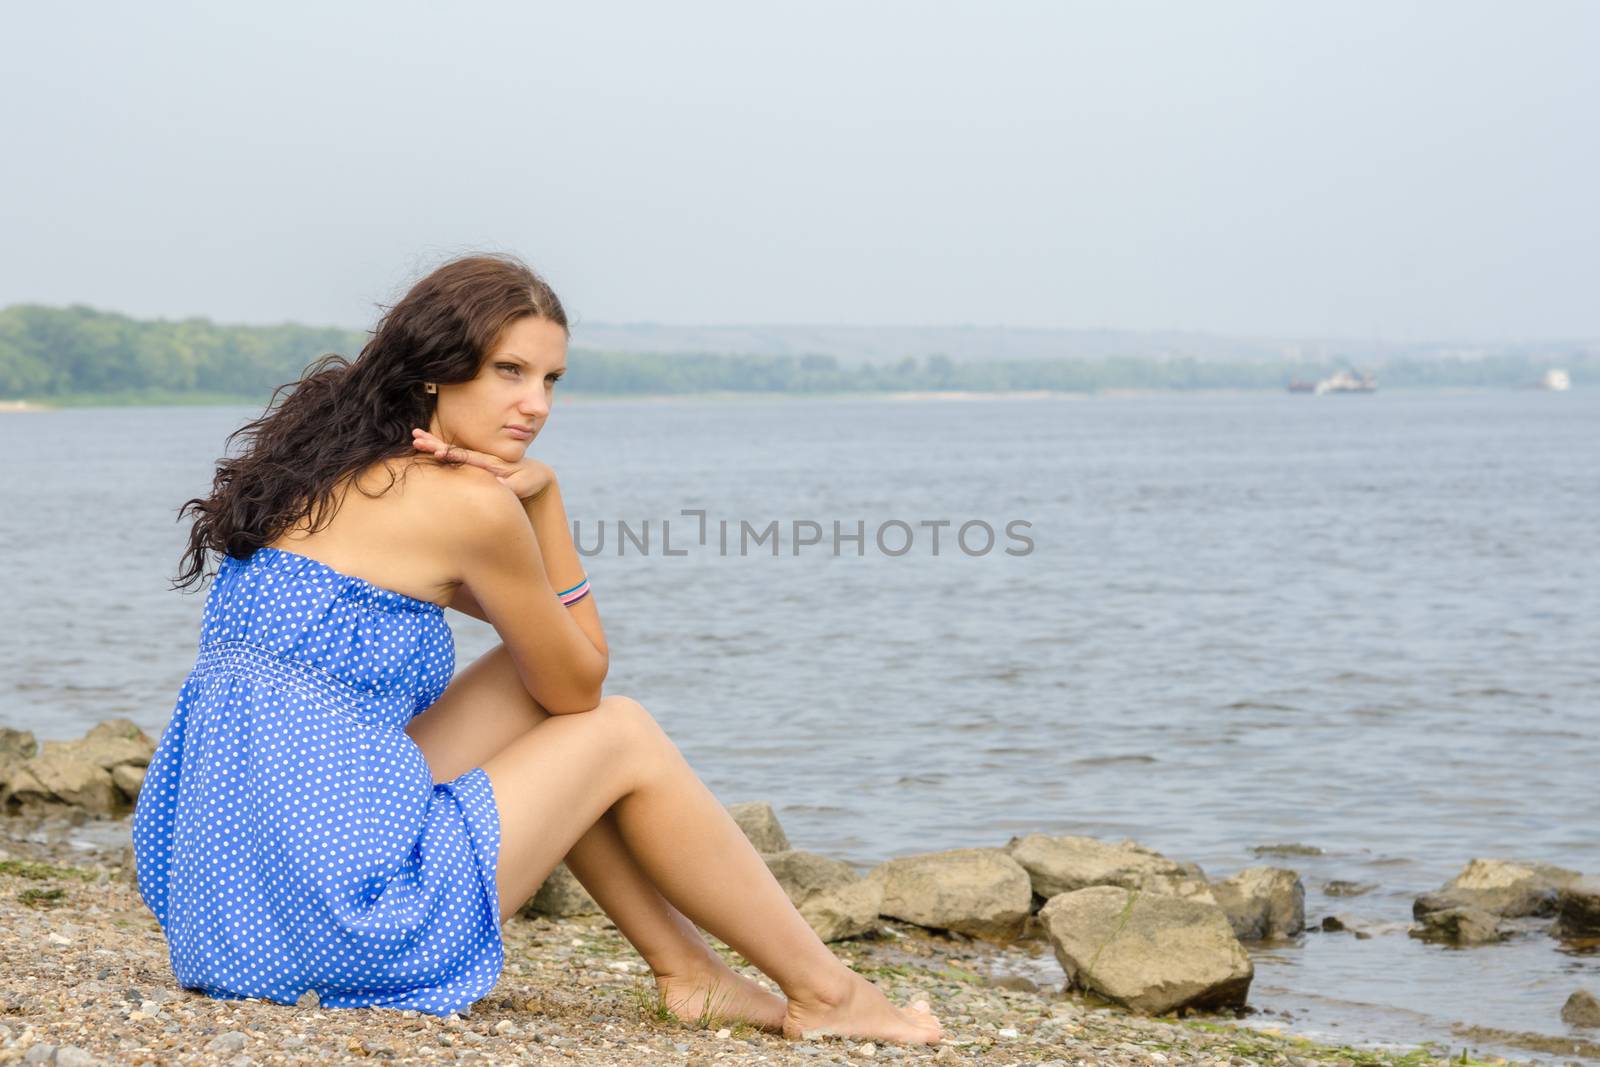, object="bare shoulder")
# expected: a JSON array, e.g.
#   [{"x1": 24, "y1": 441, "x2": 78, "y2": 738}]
[{"x1": 397, "y1": 459, "x2": 526, "y2": 551}]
